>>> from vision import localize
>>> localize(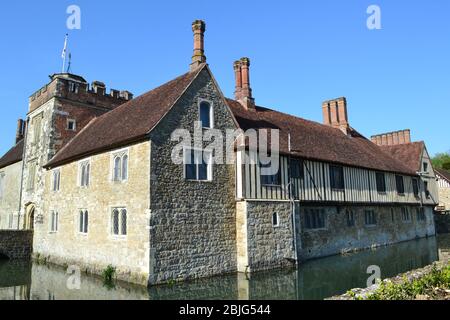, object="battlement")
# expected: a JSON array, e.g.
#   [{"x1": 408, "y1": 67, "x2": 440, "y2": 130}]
[{"x1": 29, "y1": 73, "x2": 133, "y2": 114}]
